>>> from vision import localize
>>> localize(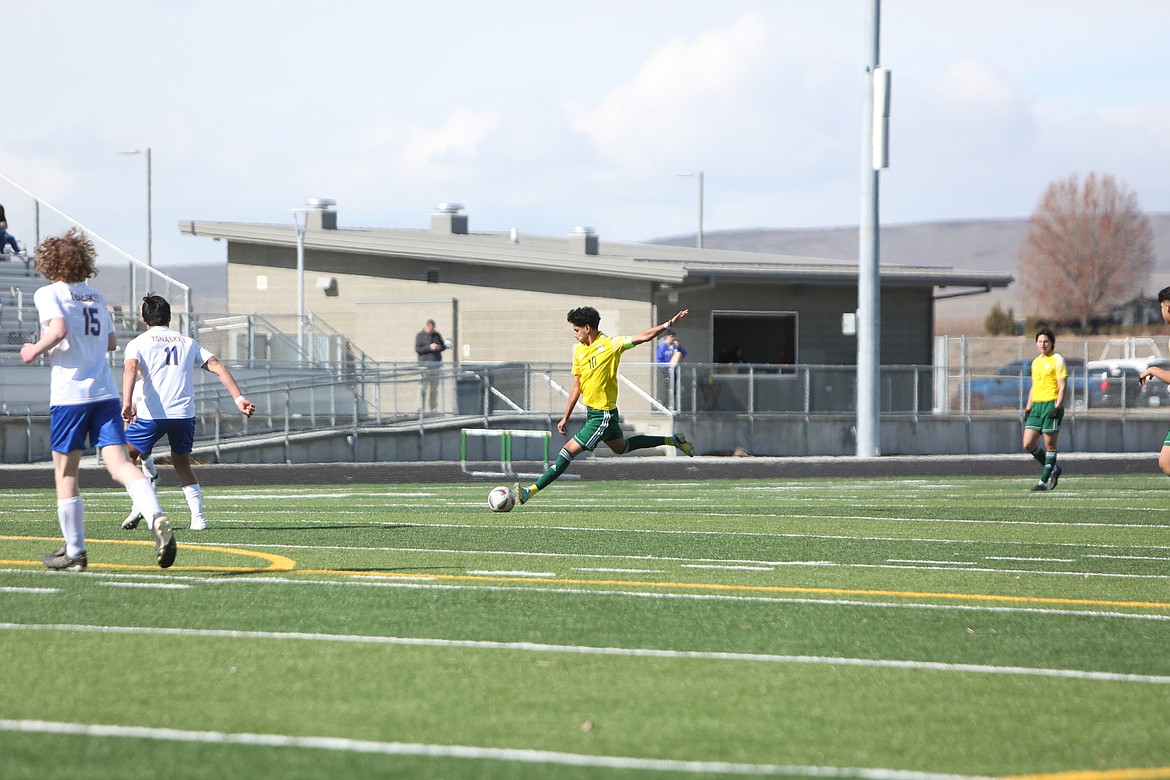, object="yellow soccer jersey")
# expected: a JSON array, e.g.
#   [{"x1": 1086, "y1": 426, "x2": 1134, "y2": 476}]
[
  {"x1": 1030, "y1": 352, "x2": 1068, "y2": 402},
  {"x1": 573, "y1": 333, "x2": 635, "y2": 410}
]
